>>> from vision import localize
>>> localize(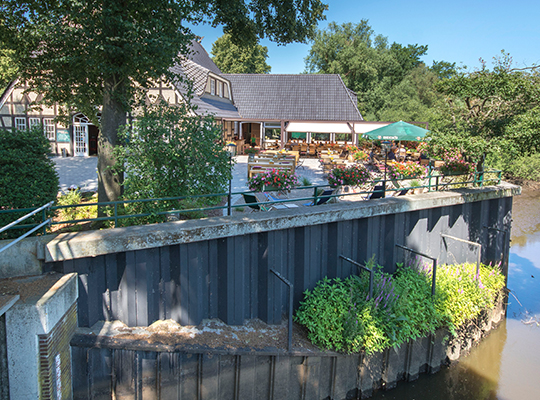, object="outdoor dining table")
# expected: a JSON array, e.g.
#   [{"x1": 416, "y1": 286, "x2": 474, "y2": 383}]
[
  {"x1": 247, "y1": 158, "x2": 295, "y2": 178},
  {"x1": 263, "y1": 150, "x2": 300, "y2": 164}
]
